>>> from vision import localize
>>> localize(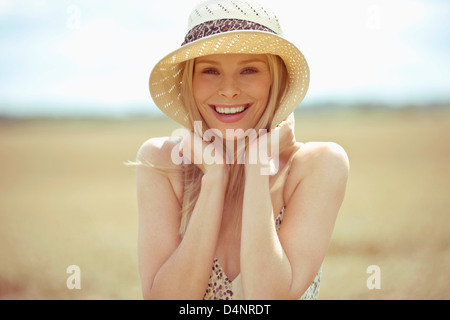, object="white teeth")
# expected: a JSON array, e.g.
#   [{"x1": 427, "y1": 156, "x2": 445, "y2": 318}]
[{"x1": 215, "y1": 105, "x2": 247, "y2": 114}]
